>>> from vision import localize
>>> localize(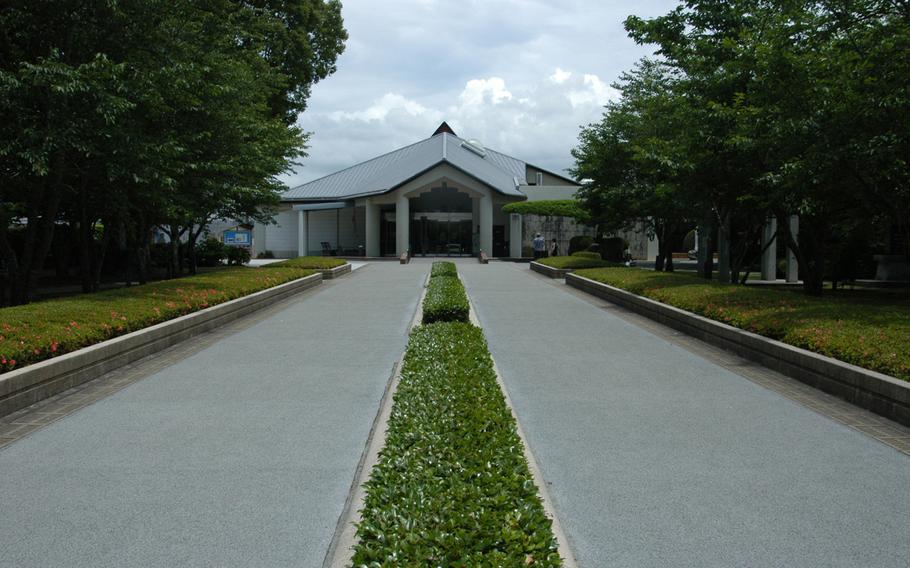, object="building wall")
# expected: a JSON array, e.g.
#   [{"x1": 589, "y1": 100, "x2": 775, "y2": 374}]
[
  {"x1": 520, "y1": 185, "x2": 579, "y2": 201},
  {"x1": 521, "y1": 214, "x2": 596, "y2": 257},
  {"x1": 264, "y1": 206, "x2": 297, "y2": 258},
  {"x1": 525, "y1": 166, "x2": 576, "y2": 186}
]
